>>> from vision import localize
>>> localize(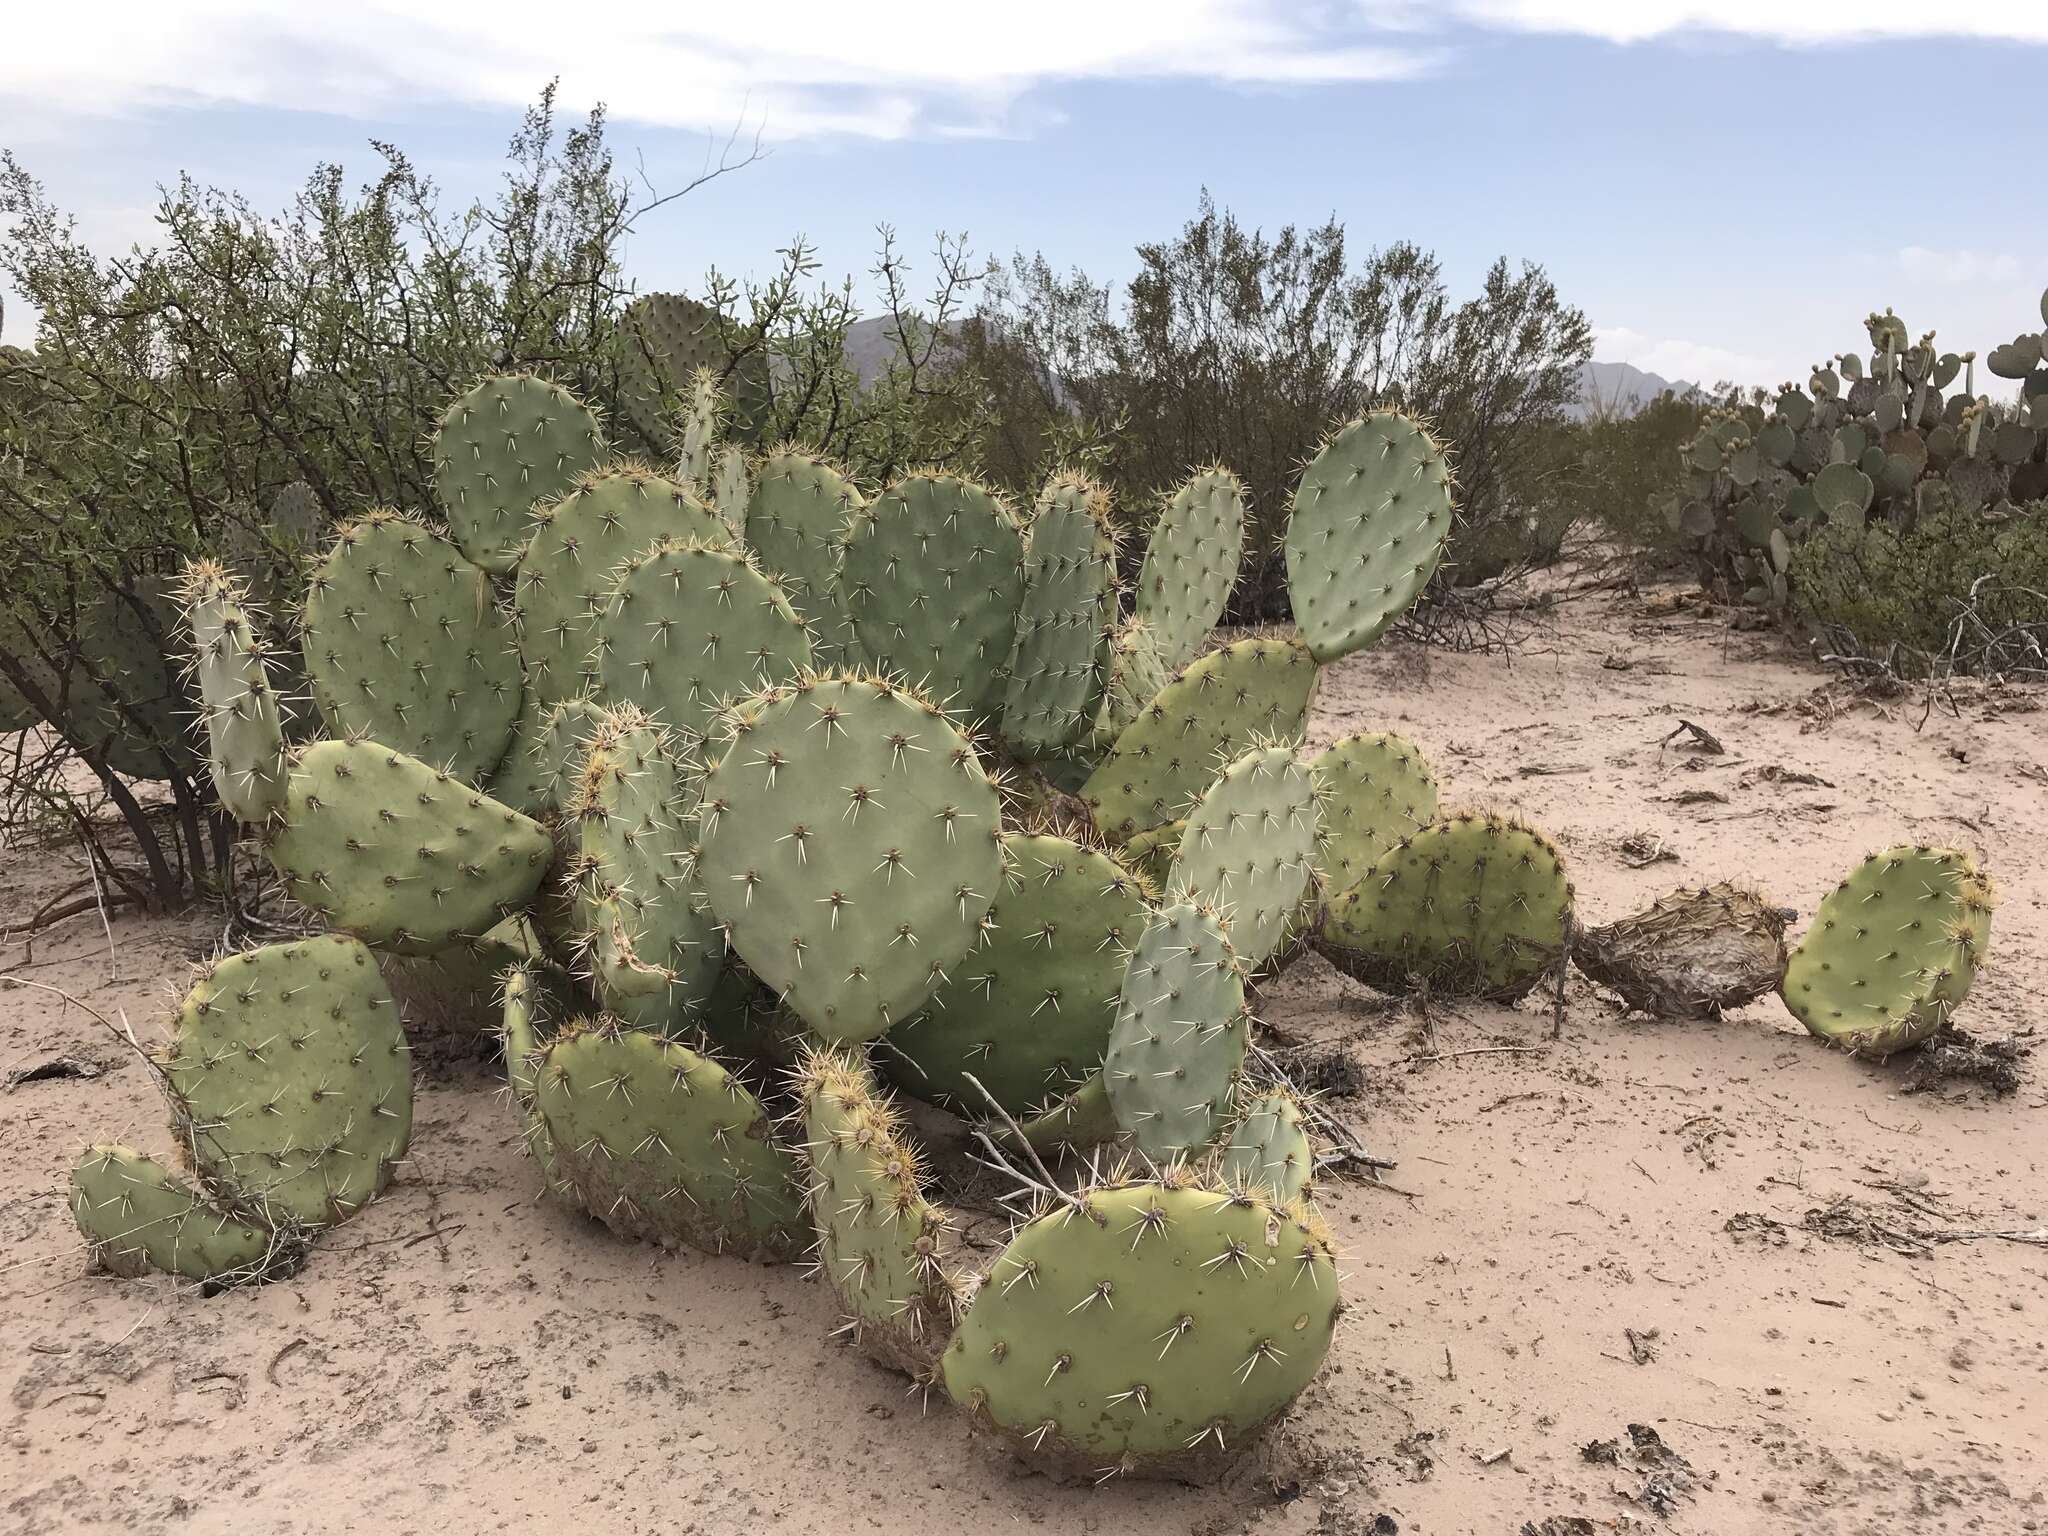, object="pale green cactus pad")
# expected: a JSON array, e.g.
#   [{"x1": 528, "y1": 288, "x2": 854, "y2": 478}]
[
  {"x1": 1087, "y1": 618, "x2": 1173, "y2": 753},
  {"x1": 796, "y1": 1050, "x2": 960, "y2": 1375},
  {"x1": 494, "y1": 692, "x2": 601, "y2": 817},
  {"x1": 744, "y1": 448, "x2": 866, "y2": 667},
  {"x1": 1167, "y1": 744, "x2": 1319, "y2": 970},
  {"x1": 940, "y1": 1180, "x2": 1342, "y2": 1482},
  {"x1": 532, "y1": 1019, "x2": 806, "y2": 1259},
  {"x1": 1134, "y1": 468, "x2": 1247, "y2": 672},
  {"x1": 1000, "y1": 472, "x2": 1118, "y2": 758},
  {"x1": 1217, "y1": 1090, "x2": 1313, "y2": 1205},
  {"x1": 1011, "y1": 1071, "x2": 1122, "y2": 1155},
  {"x1": 696, "y1": 676, "x2": 1003, "y2": 1042},
  {"x1": 1116, "y1": 817, "x2": 1185, "y2": 889},
  {"x1": 1103, "y1": 902, "x2": 1251, "y2": 1162},
  {"x1": 616, "y1": 293, "x2": 771, "y2": 449},
  {"x1": 1311, "y1": 731, "x2": 1439, "y2": 891},
  {"x1": 1780, "y1": 845, "x2": 1994, "y2": 1057},
  {"x1": 431, "y1": 373, "x2": 605, "y2": 572},
  {"x1": 179, "y1": 560, "x2": 289, "y2": 823},
  {"x1": 163, "y1": 935, "x2": 412, "y2": 1228},
  {"x1": 1321, "y1": 811, "x2": 1572, "y2": 1001},
  {"x1": 301, "y1": 509, "x2": 523, "y2": 784},
  {"x1": 71, "y1": 1144, "x2": 285, "y2": 1286},
  {"x1": 1284, "y1": 411, "x2": 1453, "y2": 662}
]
